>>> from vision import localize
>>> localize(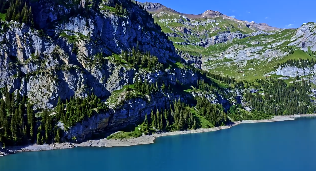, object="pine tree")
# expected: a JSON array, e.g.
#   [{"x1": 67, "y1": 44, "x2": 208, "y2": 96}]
[
  {"x1": 37, "y1": 131, "x2": 42, "y2": 145},
  {"x1": 21, "y1": 3, "x2": 28, "y2": 23},
  {"x1": 27, "y1": 103, "x2": 35, "y2": 141},
  {"x1": 192, "y1": 118, "x2": 197, "y2": 130},
  {"x1": 5, "y1": 91, "x2": 12, "y2": 114},
  {"x1": 11, "y1": 109, "x2": 18, "y2": 142},
  {"x1": 150, "y1": 110, "x2": 156, "y2": 129},
  {"x1": 0, "y1": 99, "x2": 5, "y2": 144},
  {"x1": 143, "y1": 114, "x2": 149, "y2": 133},
  {"x1": 0, "y1": 100, "x2": 5, "y2": 125},
  {"x1": 55, "y1": 128, "x2": 61, "y2": 143},
  {"x1": 18, "y1": 104, "x2": 24, "y2": 140},
  {"x1": 28, "y1": 6, "x2": 34, "y2": 26},
  {"x1": 164, "y1": 109, "x2": 170, "y2": 130}
]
